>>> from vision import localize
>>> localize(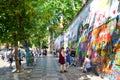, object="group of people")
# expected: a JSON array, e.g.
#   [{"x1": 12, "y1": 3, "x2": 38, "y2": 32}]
[
  {"x1": 40, "y1": 49, "x2": 47, "y2": 57},
  {"x1": 27, "y1": 48, "x2": 48, "y2": 66},
  {"x1": 7, "y1": 49, "x2": 25, "y2": 69},
  {"x1": 58, "y1": 47, "x2": 76, "y2": 73},
  {"x1": 58, "y1": 46, "x2": 104, "y2": 78},
  {"x1": 6, "y1": 48, "x2": 48, "y2": 69}
]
